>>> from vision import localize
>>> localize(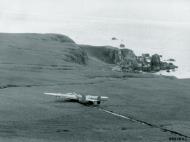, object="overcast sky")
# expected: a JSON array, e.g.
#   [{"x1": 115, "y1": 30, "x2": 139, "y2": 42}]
[{"x1": 0, "y1": 0, "x2": 190, "y2": 32}]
